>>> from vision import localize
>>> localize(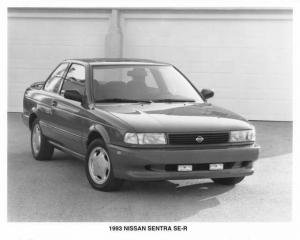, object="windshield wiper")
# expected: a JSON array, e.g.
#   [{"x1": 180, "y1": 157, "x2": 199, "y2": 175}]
[
  {"x1": 95, "y1": 98, "x2": 152, "y2": 103},
  {"x1": 153, "y1": 98, "x2": 195, "y2": 103}
]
